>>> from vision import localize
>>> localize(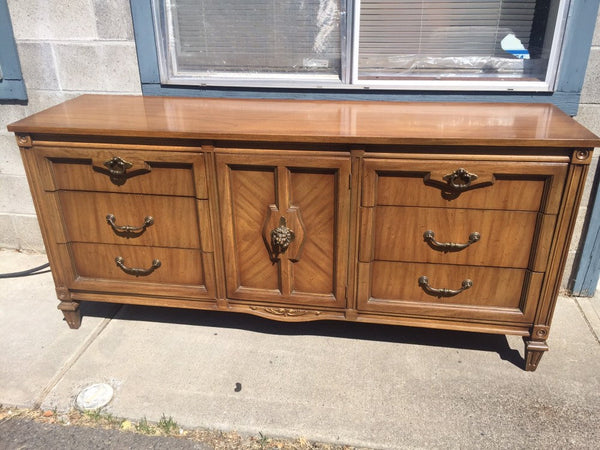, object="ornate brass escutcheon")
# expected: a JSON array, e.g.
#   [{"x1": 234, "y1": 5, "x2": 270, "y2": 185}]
[
  {"x1": 106, "y1": 214, "x2": 154, "y2": 238},
  {"x1": 95, "y1": 156, "x2": 151, "y2": 186},
  {"x1": 104, "y1": 157, "x2": 133, "y2": 185},
  {"x1": 443, "y1": 167, "x2": 478, "y2": 190},
  {"x1": 418, "y1": 276, "x2": 473, "y2": 298},
  {"x1": 115, "y1": 256, "x2": 161, "y2": 277},
  {"x1": 423, "y1": 230, "x2": 480, "y2": 252},
  {"x1": 262, "y1": 205, "x2": 305, "y2": 262},
  {"x1": 423, "y1": 167, "x2": 494, "y2": 200},
  {"x1": 271, "y1": 216, "x2": 295, "y2": 256}
]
